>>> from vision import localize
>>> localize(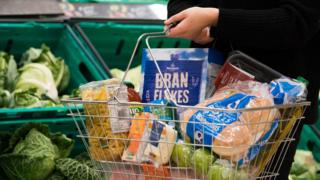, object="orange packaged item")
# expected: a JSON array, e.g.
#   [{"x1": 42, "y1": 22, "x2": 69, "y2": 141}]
[
  {"x1": 122, "y1": 112, "x2": 152, "y2": 162},
  {"x1": 142, "y1": 164, "x2": 170, "y2": 180}
]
